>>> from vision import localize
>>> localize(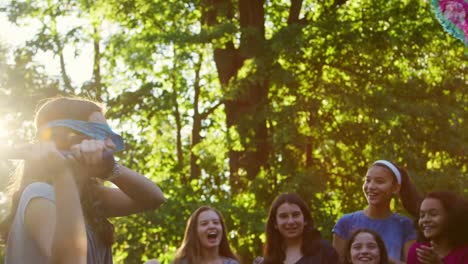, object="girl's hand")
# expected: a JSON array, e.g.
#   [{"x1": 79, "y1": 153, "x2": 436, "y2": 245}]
[
  {"x1": 26, "y1": 142, "x2": 71, "y2": 175},
  {"x1": 416, "y1": 245, "x2": 443, "y2": 264},
  {"x1": 70, "y1": 139, "x2": 115, "y2": 179},
  {"x1": 70, "y1": 139, "x2": 106, "y2": 165}
]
